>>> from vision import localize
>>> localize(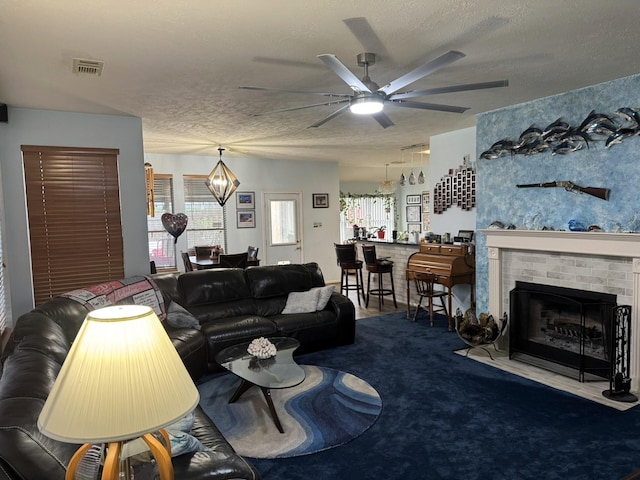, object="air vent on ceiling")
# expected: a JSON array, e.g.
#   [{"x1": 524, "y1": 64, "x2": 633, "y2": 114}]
[{"x1": 72, "y1": 58, "x2": 104, "y2": 76}]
